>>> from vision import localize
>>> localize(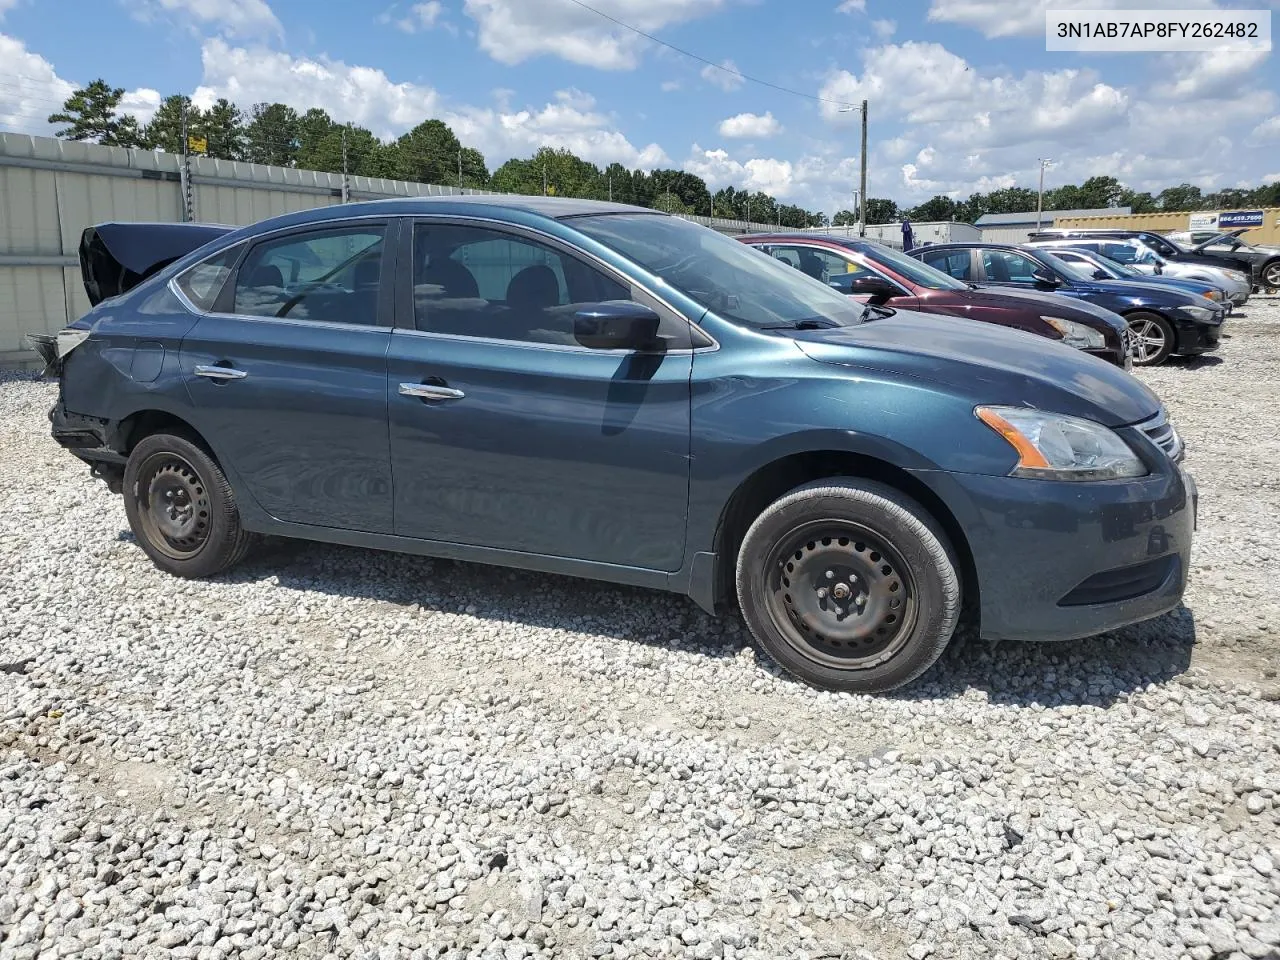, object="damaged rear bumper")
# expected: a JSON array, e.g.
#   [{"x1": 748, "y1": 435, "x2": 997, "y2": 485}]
[{"x1": 49, "y1": 402, "x2": 126, "y2": 493}]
